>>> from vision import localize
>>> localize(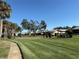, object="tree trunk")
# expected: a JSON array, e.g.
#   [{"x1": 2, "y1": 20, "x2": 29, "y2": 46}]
[
  {"x1": 4, "y1": 25, "x2": 7, "y2": 37},
  {"x1": 12, "y1": 29, "x2": 15, "y2": 37},
  {"x1": 0, "y1": 19, "x2": 3, "y2": 37}
]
